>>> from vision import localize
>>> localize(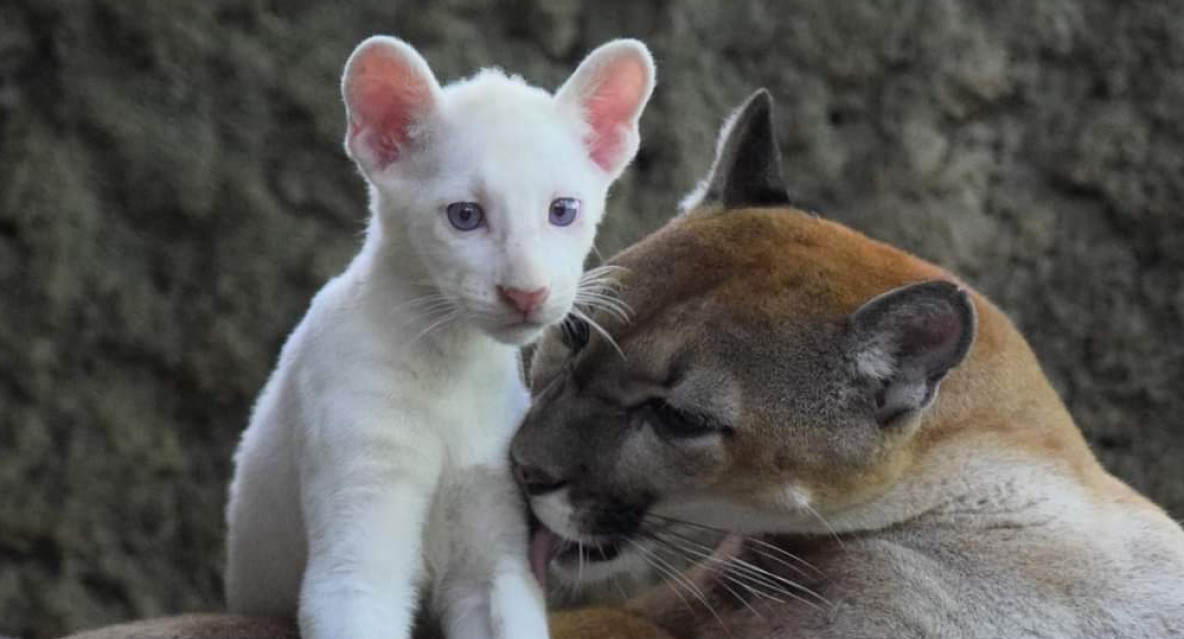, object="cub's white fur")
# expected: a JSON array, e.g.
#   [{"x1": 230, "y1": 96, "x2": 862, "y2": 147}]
[{"x1": 224, "y1": 36, "x2": 654, "y2": 639}]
